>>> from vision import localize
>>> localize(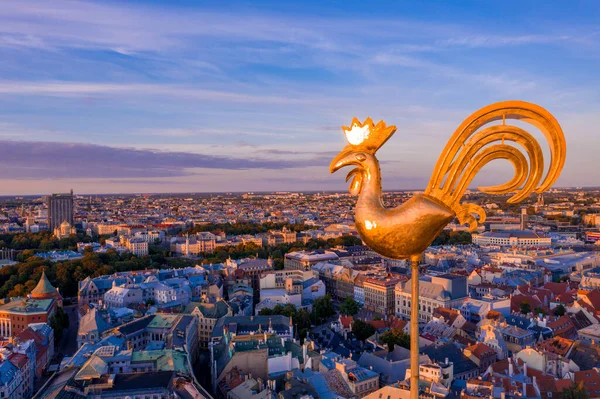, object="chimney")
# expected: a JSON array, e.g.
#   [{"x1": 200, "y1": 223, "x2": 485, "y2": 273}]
[
  {"x1": 523, "y1": 381, "x2": 527, "y2": 396},
  {"x1": 524, "y1": 363, "x2": 527, "y2": 376},
  {"x1": 509, "y1": 360, "x2": 514, "y2": 377},
  {"x1": 533, "y1": 376, "x2": 537, "y2": 387}
]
